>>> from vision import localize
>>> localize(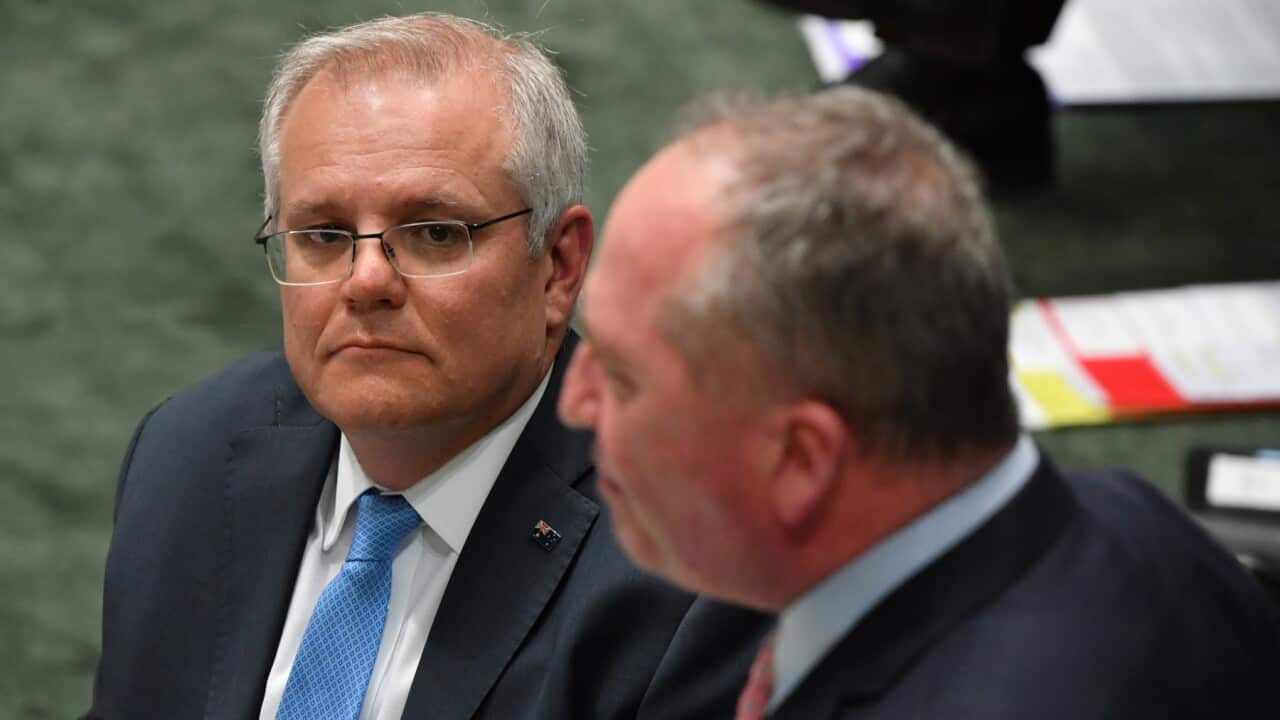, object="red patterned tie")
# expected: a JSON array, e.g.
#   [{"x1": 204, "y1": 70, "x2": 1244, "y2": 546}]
[{"x1": 735, "y1": 629, "x2": 777, "y2": 720}]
